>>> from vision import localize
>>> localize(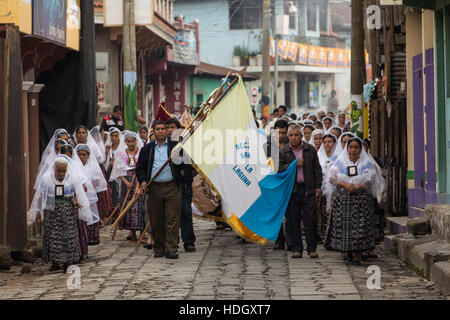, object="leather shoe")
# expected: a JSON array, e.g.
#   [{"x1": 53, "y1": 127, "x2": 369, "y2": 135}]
[
  {"x1": 154, "y1": 251, "x2": 165, "y2": 258},
  {"x1": 291, "y1": 252, "x2": 302, "y2": 258},
  {"x1": 184, "y1": 244, "x2": 196, "y2": 252},
  {"x1": 165, "y1": 252, "x2": 179, "y2": 259},
  {"x1": 273, "y1": 243, "x2": 285, "y2": 250},
  {"x1": 308, "y1": 252, "x2": 319, "y2": 259}
]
